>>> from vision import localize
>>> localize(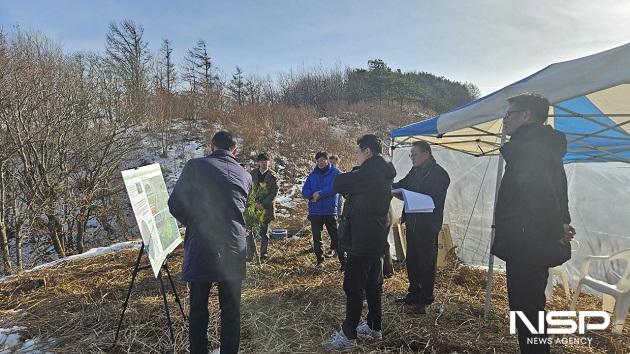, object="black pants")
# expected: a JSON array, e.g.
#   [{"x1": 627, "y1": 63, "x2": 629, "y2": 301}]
[
  {"x1": 259, "y1": 222, "x2": 270, "y2": 256},
  {"x1": 310, "y1": 214, "x2": 344, "y2": 265},
  {"x1": 405, "y1": 228, "x2": 438, "y2": 305},
  {"x1": 189, "y1": 280, "x2": 242, "y2": 354},
  {"x1": 506, "y1": 262, "x2": 550, "y2": 354},
  {"x1": 246, "y1": 223, "x2": 270, "y2": 259},
  {"x1": 383, "y1": 241, "x2": 394, "y2": 277},
  {"x1": 341, "y1": 254, "x2": 383, "y2": 339}
]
